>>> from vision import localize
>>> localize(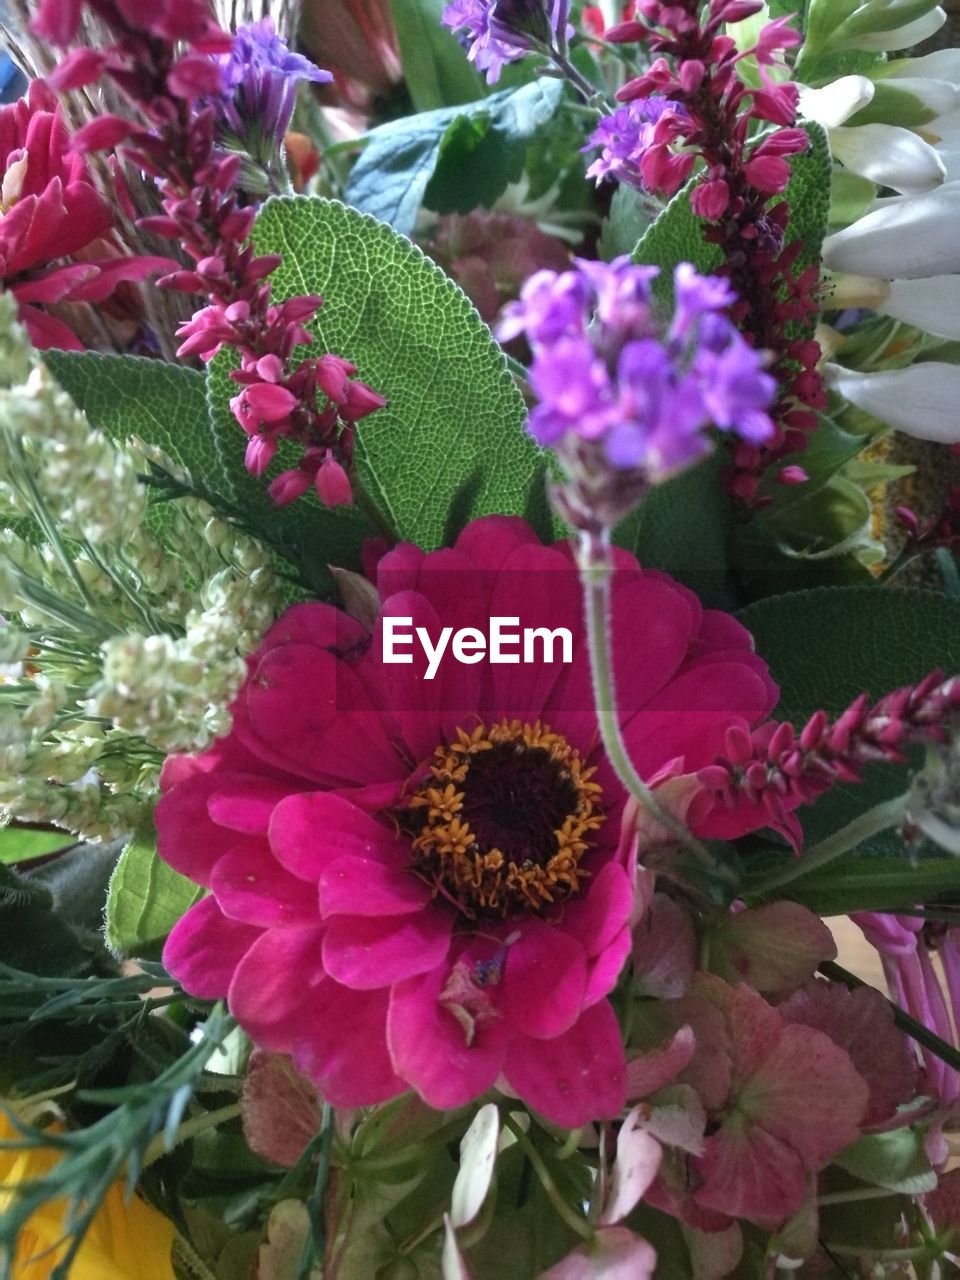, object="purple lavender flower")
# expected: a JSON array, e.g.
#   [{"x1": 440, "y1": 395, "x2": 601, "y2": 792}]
[
  {"x1": 584, "y1": 98, "x2": 685, "y2": 191},
  {"x1": 496, "y1": 257, "x2": 775, "y2": 495},
  {"x1": 216, "y1": 18, "x2": 331, "y2": 150},
  {"x1": 442, "y1": 0, "x2": 571, "y2": 84}
]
